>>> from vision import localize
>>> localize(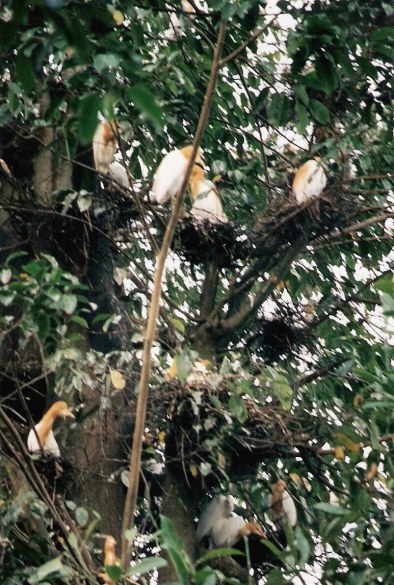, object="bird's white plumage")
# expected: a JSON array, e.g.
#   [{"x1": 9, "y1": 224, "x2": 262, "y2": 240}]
[
  {"x1": 109, "y1": 161, "x2": 130, "y2": 188},
  {"x1": 291, "y1": 159, "x2": 327, "y2": 204},
  {"x1": 196, "y1": 495, "x2": 233, "y2": 542},
  {"x1": 211, "y1": 514, "x2": 246, "y2": 548},
  {"x1": 281, "y1": 490, "x2": 297, "y2": 527},
  {"x1": 151, "y1": 149, "x2": 188, "y2": 204},
  {"x1": 27, "y1": 427, "x2": 60, "y2": 457},
  {"x1": 93, "y1": 121, "x2": 117, "y2": 174},
  {"x1": 191, "y1": 179, "x2": 228, "y2": 224},
  {"x1": 269, "y1": 488, "x2": 297, "y2": 527},
  {"x1": 165, "y1": 13, "x2": 184, "y2": 40}
]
